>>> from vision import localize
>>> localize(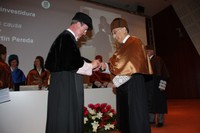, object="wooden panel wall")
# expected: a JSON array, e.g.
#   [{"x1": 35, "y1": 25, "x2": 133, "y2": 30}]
[{"x1": 152, "y1": 6, "x2": 200, "y2": 99}]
